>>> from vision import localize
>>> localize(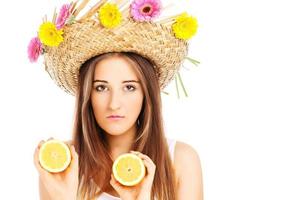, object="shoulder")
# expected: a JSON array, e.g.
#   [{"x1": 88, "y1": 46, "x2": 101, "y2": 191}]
[
  {"x1": 175, "y1": 141, "x2": 199, "y2": 157},
  {"x1": 174, "y1": 141, "x2": 202, "y2": 172},
  {"x1": 174, "y1": 140, "x2": 203, "y2": 199}
]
